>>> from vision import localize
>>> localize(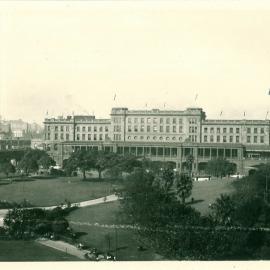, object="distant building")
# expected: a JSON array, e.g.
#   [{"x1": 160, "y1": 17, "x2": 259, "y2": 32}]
[{"x1": 43, "y1": 107, "x2": 270, "y2": 175}]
